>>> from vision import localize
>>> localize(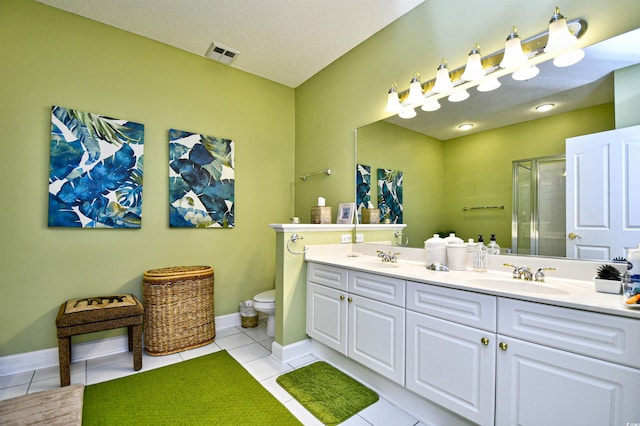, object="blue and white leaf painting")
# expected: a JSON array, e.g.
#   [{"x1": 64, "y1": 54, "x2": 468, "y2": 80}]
[
  {"x1": 48, "y1": 106, "x2": 144, "y2": 228},
  {"x1": 169, "y1": 129, "x2": 235, "y2": 228},
  {"x1": 377, "y1": 168, "x2": 403, "y2": 224}
]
